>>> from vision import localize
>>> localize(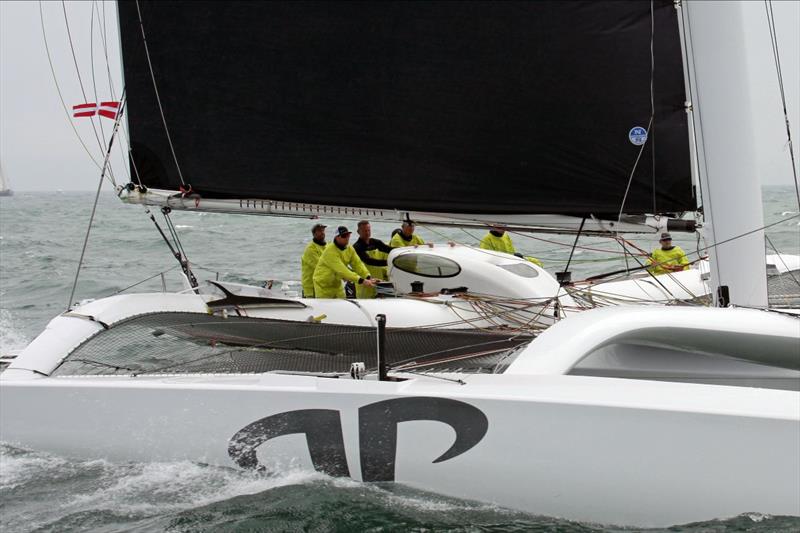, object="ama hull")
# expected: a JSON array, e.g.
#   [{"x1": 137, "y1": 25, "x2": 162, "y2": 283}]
[{"x1": 1, "y1": 372, "x2": 798, "y2": 527}]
